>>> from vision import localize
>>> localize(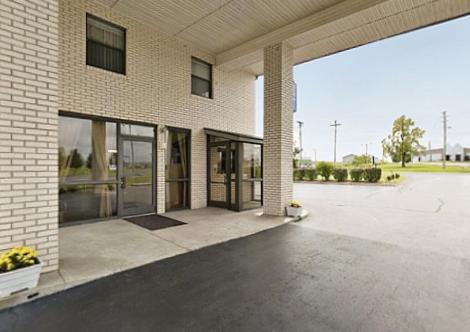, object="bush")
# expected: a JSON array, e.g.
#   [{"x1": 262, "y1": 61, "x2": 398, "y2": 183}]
[
  {"x1": 316, "y1": 162, "x2": 334, "y2": 181},
  {"x1": 333, "y1": 168, "x2": 348, "y2": 182},
  {"x1": 293, "y1": 169, "x2": 298, "y2": 180},
  {"x1": 386, "y1": 175, "x2": 393, "y2": 181},
  {"x1": 395, "y1": 173, "x2": 400, "y2": 179},
  {"x1": 350, "y1": 168, "x2": 364, "y2": 182},
  {"x1": 293, "y1": 169, "x2": 303, "y2": 180},
  {"x1": 364, "y1": 168, "x2": 382, "y2": 183},
  {"x1": 304, "y1": 168, "x2": 317, "y2": 181}
]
